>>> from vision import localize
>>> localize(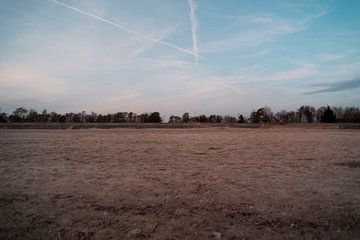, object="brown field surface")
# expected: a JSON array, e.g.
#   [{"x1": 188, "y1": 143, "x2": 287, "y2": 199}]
[{"x1": 0, "y1": 127, "x2": 360, "y2": 239}]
